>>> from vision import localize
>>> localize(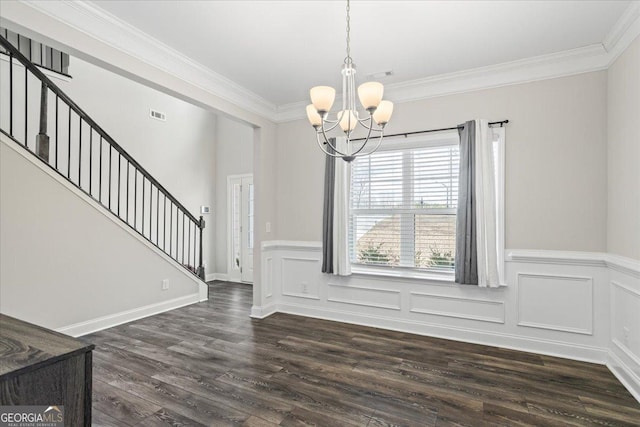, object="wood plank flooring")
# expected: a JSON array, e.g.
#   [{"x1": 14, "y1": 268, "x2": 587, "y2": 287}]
[{"x1": 84, "y1": 281, "x2": 640, "y2": 426}]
